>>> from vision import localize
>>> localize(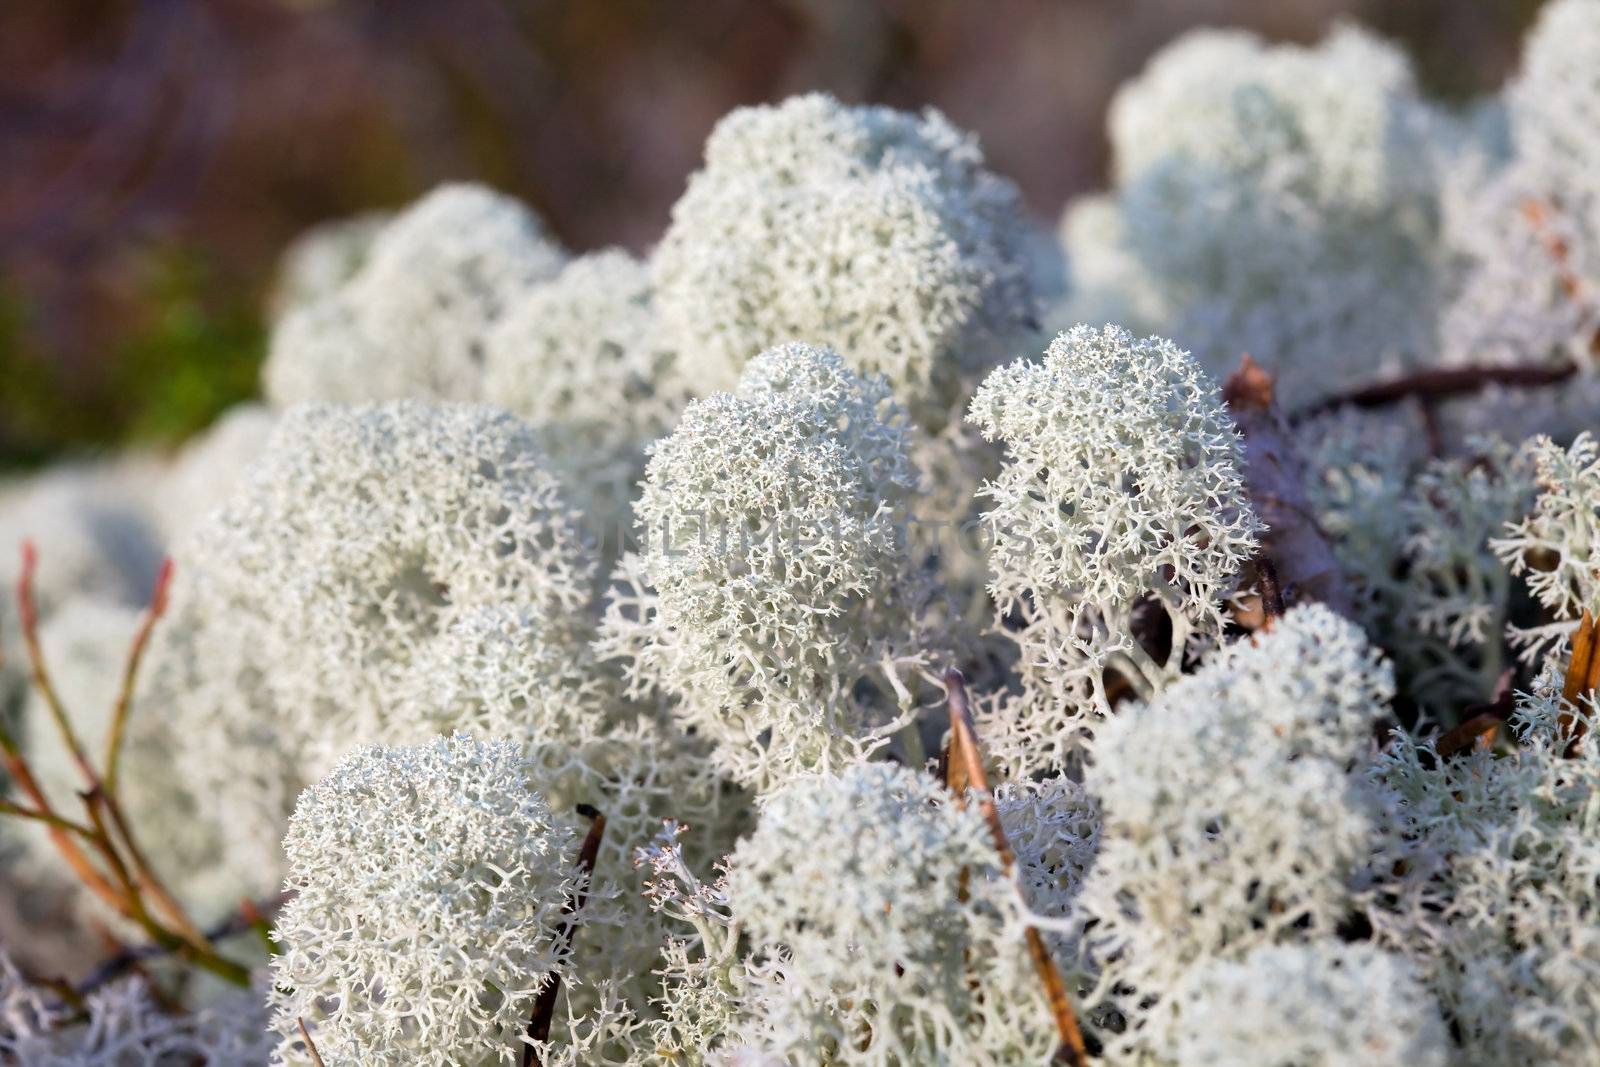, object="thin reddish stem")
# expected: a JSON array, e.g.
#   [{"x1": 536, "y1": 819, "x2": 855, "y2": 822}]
[
  {"x1": 17, "y1": 542, "x2": 98, "y2": 789},
  {"x1": 12, "y1": 544, "x2": 221, "y2": 965},
  {"x1": 104, "y1": 557, "x2": 173, "y2": 797}
]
